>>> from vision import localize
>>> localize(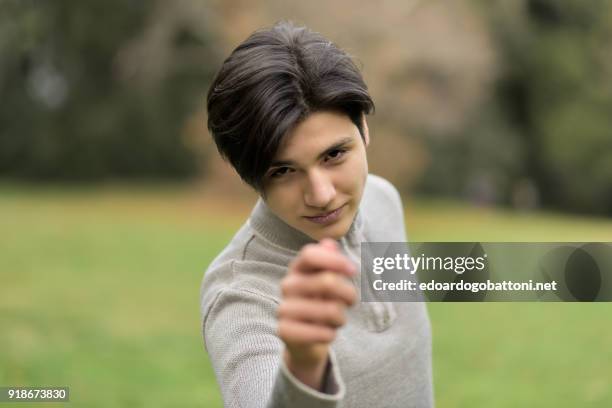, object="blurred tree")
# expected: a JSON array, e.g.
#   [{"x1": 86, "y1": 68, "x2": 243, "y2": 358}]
[
  {"x1": 420, "y1": 0, "x2": 612, "y2": 215},
  {"x1": 0, "y1": 0, "x2": 220, "y2": 181},
  {"x1": 486, "y1": 0, "x2": 612, "y2": 214}
]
